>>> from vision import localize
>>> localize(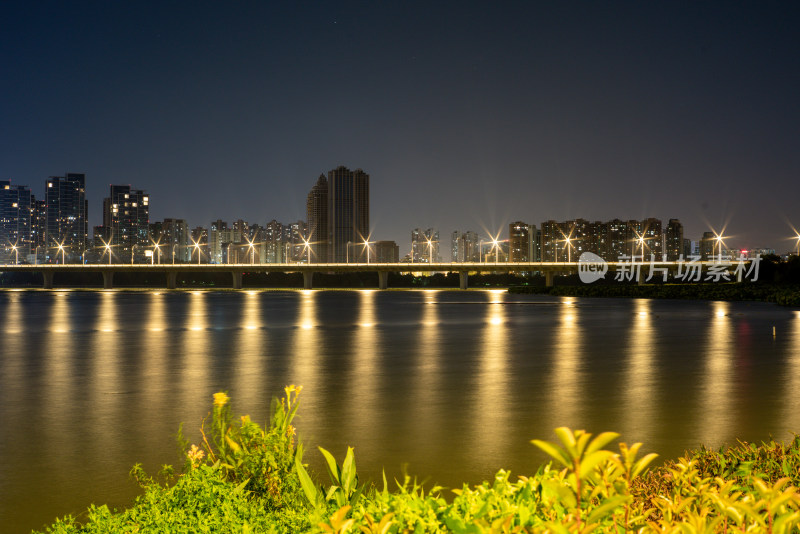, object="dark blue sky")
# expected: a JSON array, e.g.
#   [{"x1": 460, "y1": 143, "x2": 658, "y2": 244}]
[{"x1": 2, "y1": 1, "x2": 799, "y2": 252}]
